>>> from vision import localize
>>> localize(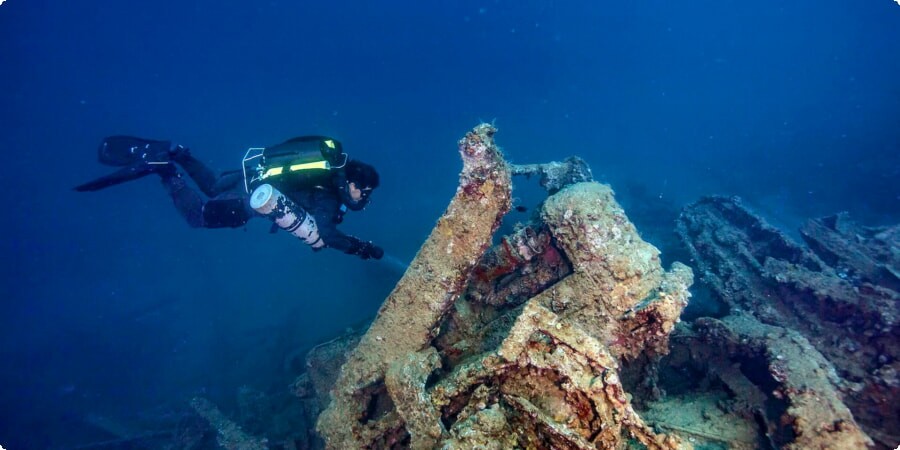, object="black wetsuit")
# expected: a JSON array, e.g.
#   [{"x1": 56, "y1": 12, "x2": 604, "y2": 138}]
[{"x1": 163, "y1": 151, "x2": 372, "y2": 255}]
